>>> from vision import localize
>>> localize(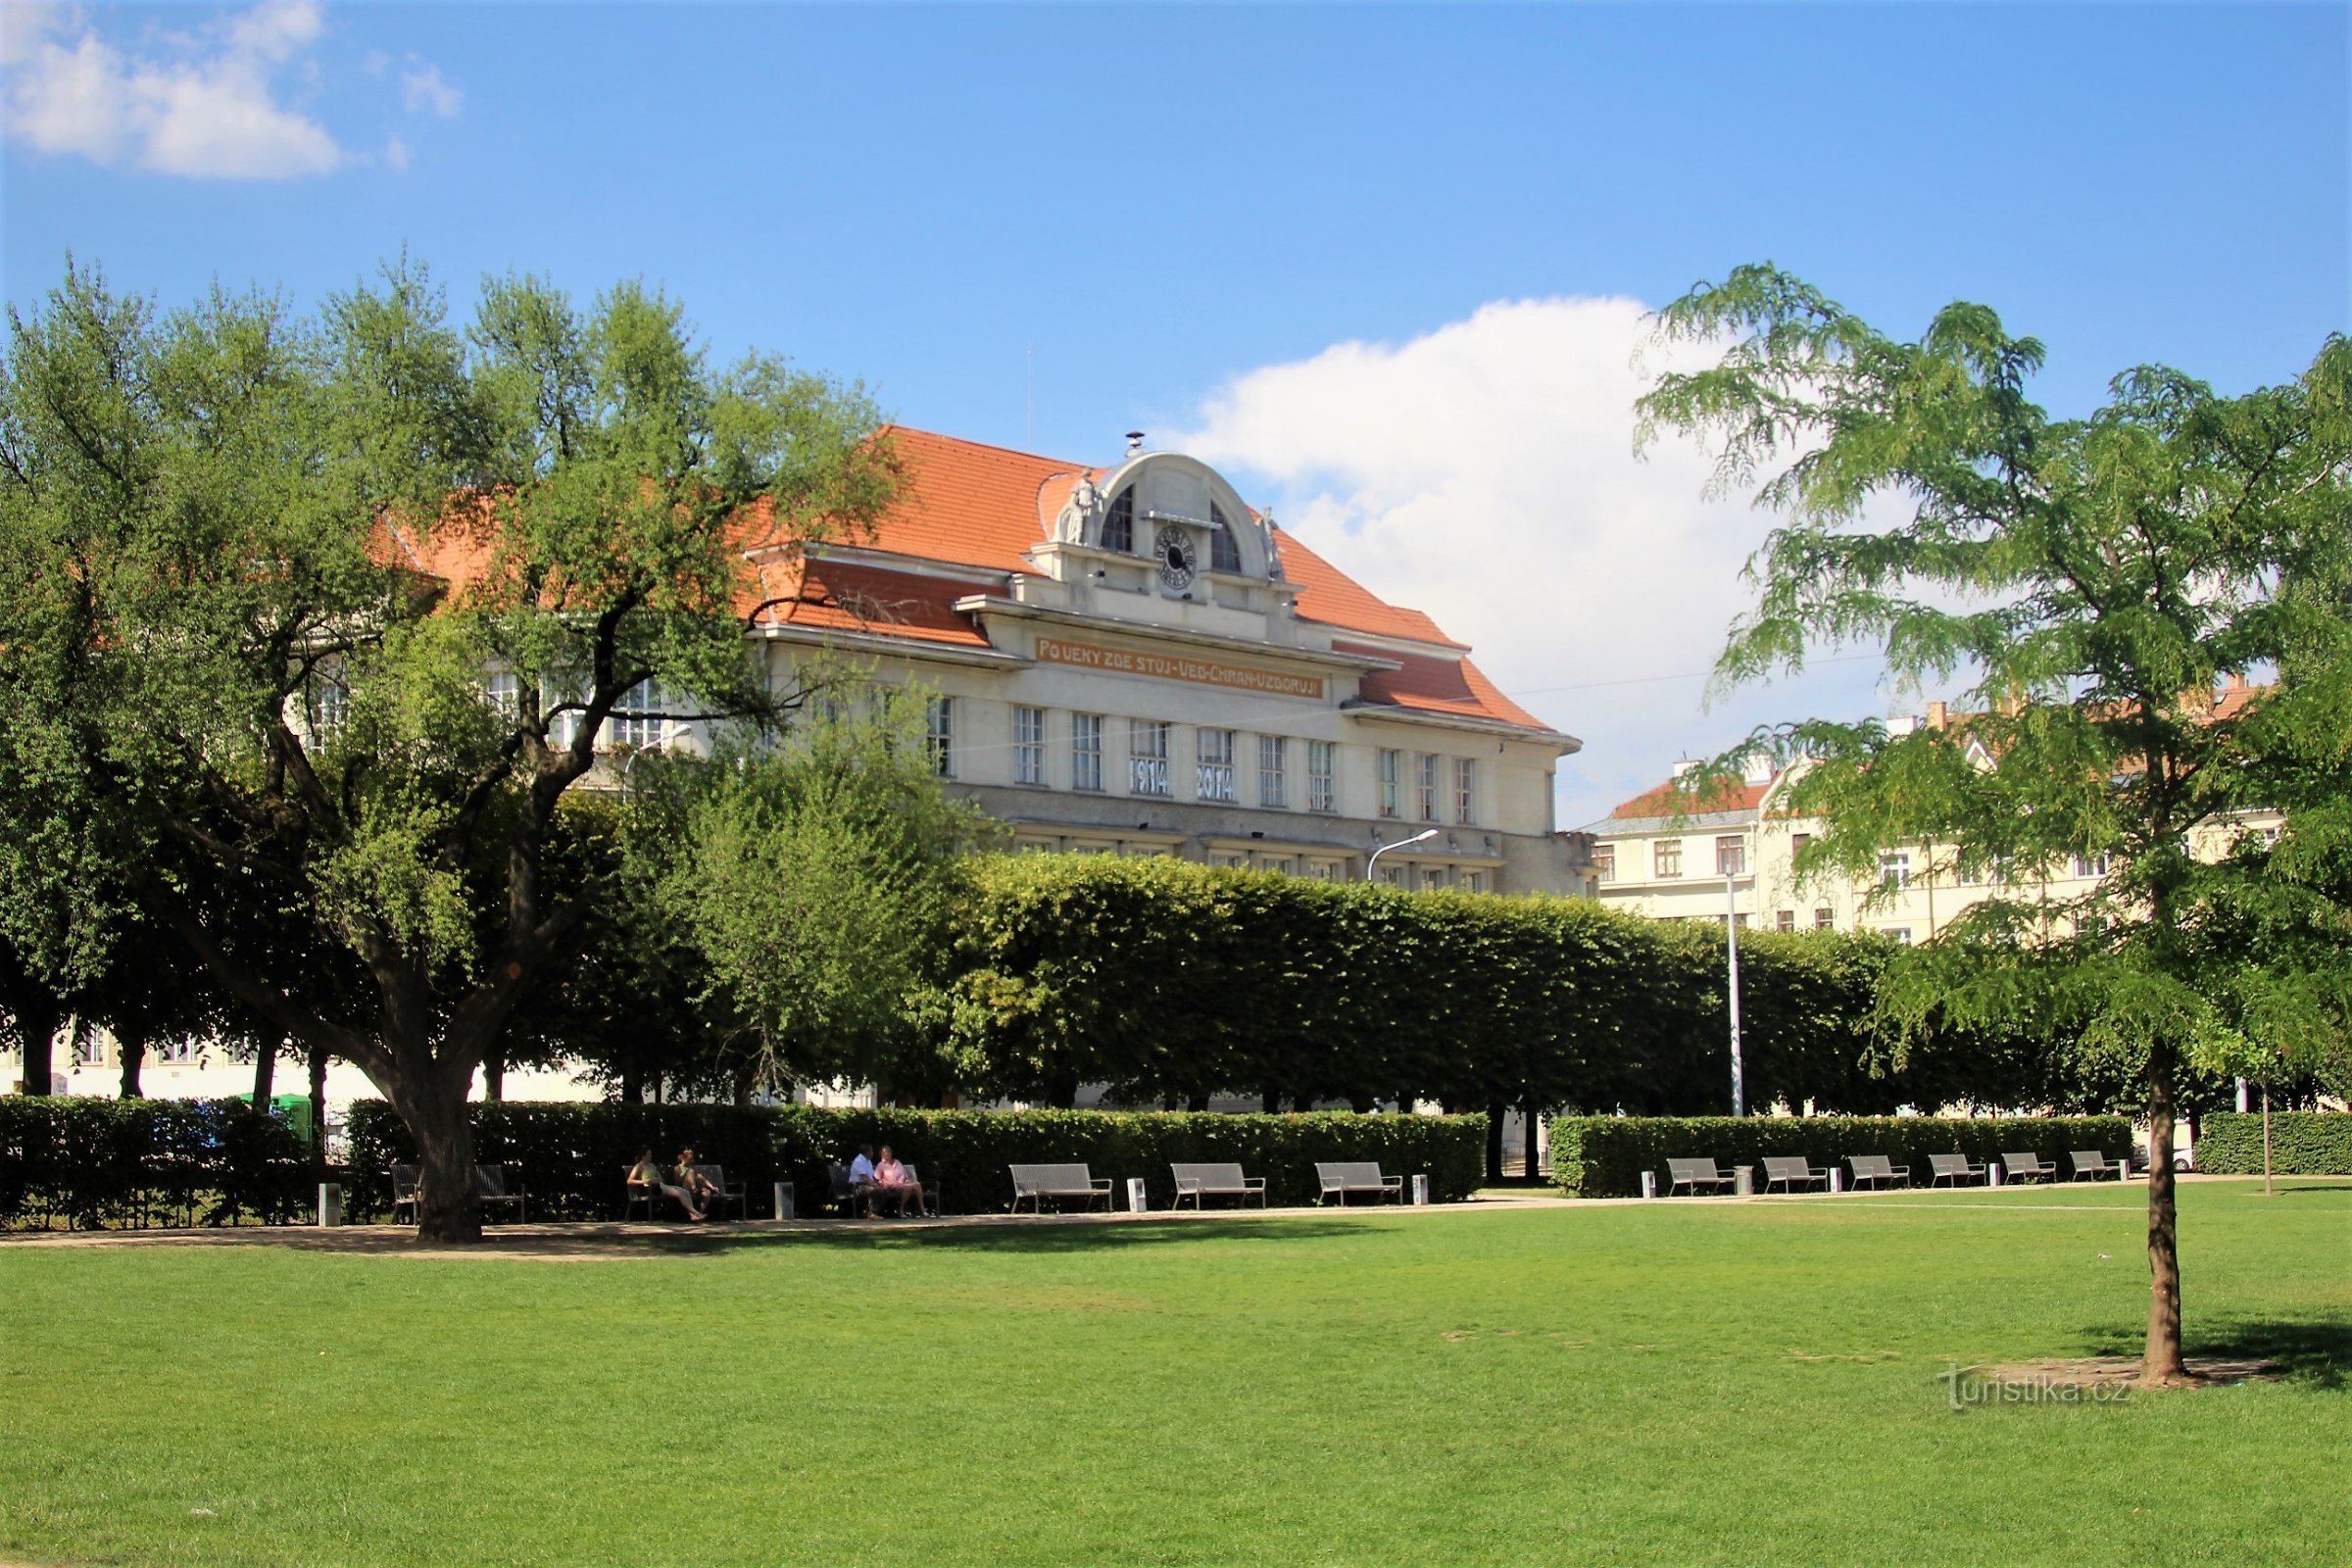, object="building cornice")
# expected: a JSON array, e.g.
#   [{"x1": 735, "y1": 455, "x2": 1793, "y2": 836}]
[{"x1": 949, "y1": 597, "x2": 1398, "y2": 677}]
